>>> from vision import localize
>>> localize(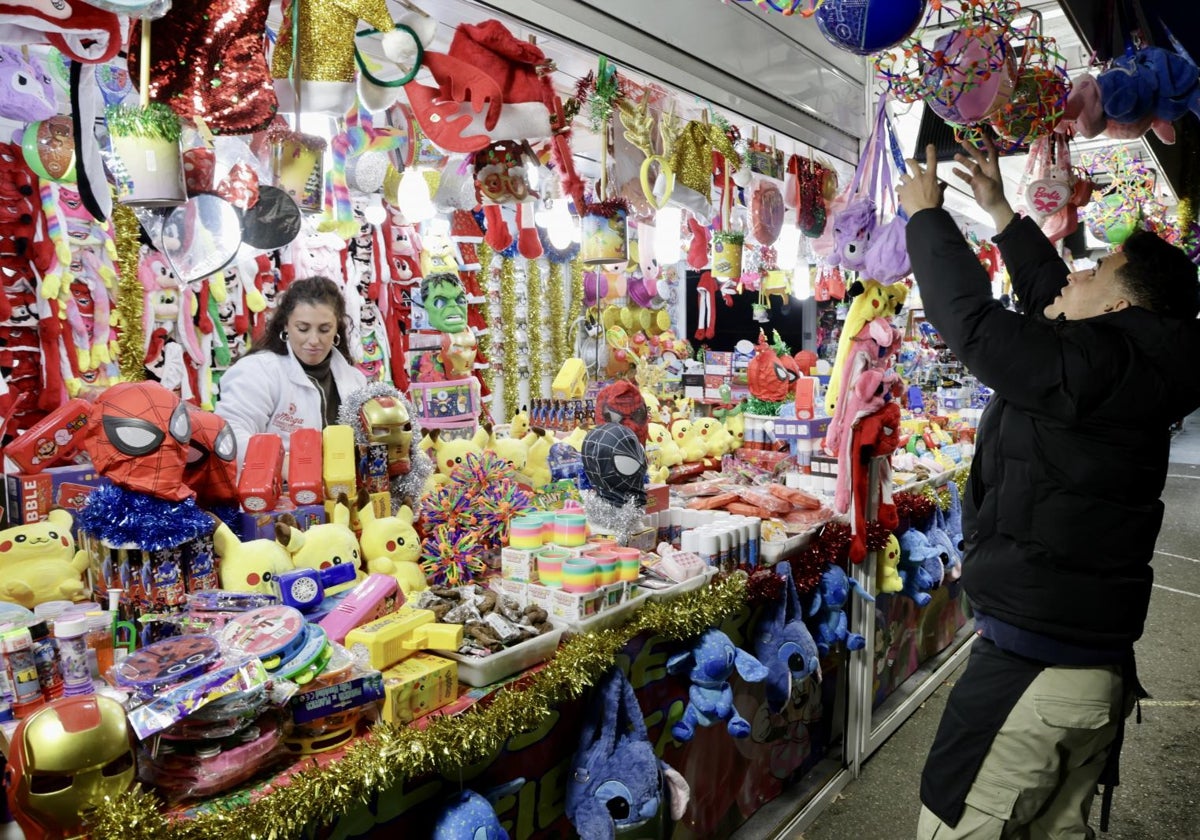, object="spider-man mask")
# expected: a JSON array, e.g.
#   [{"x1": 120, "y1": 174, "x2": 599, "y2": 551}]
[
  {"x1": 183, "y1": 405, "x2": 239, "y2": 506},
  {"x1": 83, "y1": 382, "x2": 194, "y2": 501},
  {"x1": 594, "y1": 380, "x2": 649, "y2": 444},
  {"x1": 582, "y1": 423, "x2": 647, "y2": 507}
]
